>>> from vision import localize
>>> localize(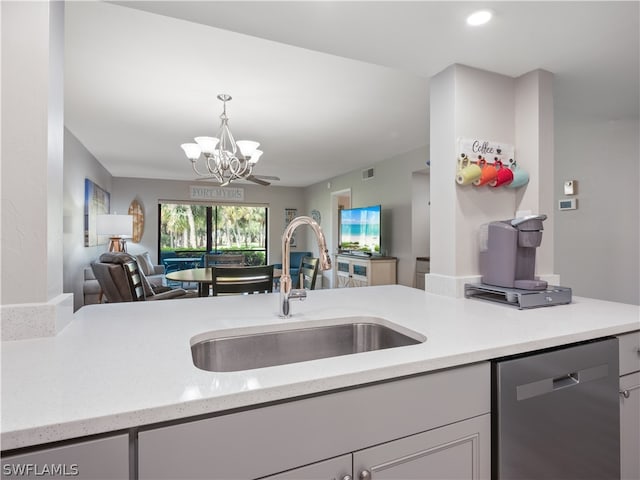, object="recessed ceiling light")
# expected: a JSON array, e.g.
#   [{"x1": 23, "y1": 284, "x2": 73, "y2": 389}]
[{"x1": 466, "y1": 10, "x2": 493, "y2": 26}]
